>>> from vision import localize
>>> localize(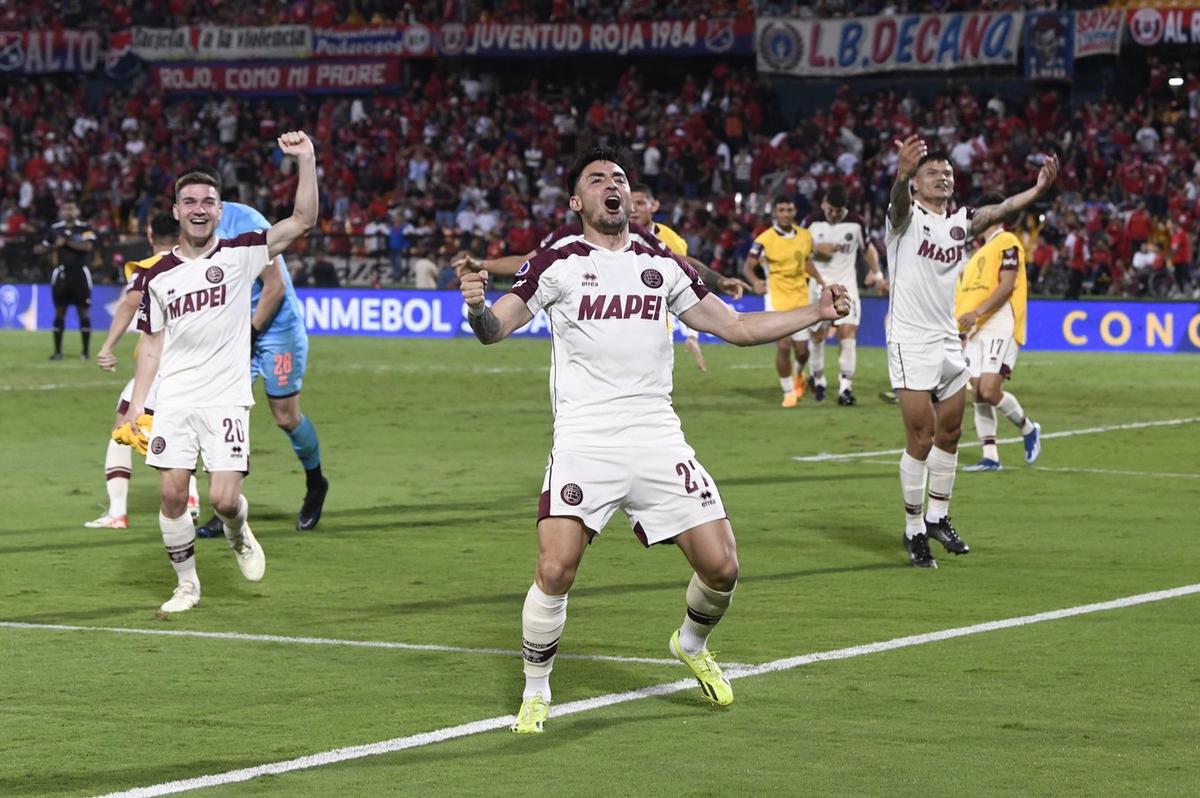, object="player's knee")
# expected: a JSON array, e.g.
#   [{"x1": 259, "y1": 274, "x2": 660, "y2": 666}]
[
  {"x1": 977, "y1": 382, "x2": 1003, "y2": 405},
  {"x1": 701, "y1": 559, "x2": 739, "y2": 592},
  {"x1": 208, "y1": 488, "x2": 240, "y2": 518},
  {"x1": 274, "y1": 408, "x2": 301, "y2": 431},
  {"x1": 535, "y1": 559, "x2": 577, "y2": 595},
  {"x1": 160, "y1": 487, "x2": 188, "y2": 517}
]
